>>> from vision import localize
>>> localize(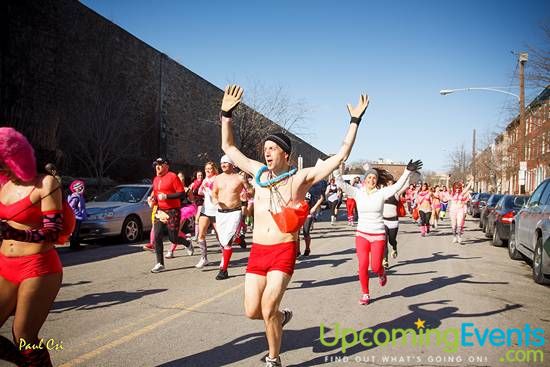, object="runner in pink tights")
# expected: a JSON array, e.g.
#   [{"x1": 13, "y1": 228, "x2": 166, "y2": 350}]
[{"x1": 448, "y1": 176, "x2": 473, "y2": 244}]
